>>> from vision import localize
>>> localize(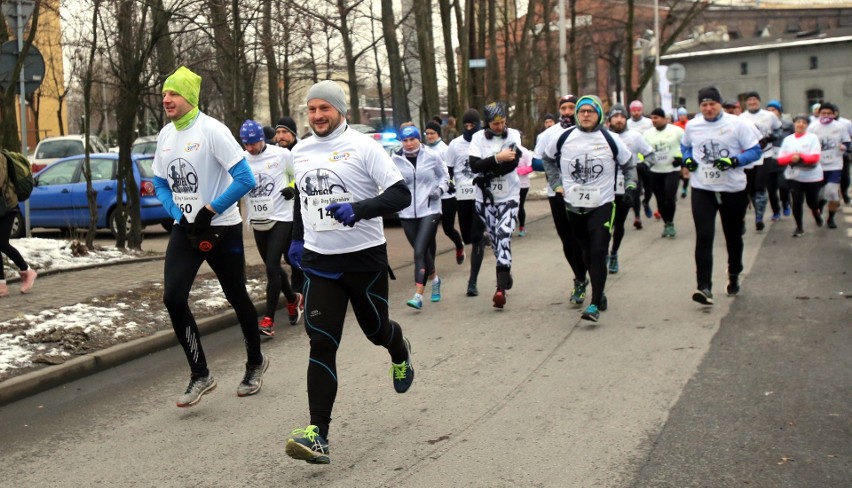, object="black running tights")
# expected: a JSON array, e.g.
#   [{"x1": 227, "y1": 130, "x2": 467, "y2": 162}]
[
  {"x1": 548, "y1": 195, "x2": 586, "y2": 281},
  {"x1": 440, "y1": 198, "x2": 464, "y2": 250},
  {"x1": 610, "y1": 195, "x2": 630, "y2": 255},
  {"x1": 457, "y1": 200, "x2": 486, "y2": 284},
  {"x1": 303, "y1": 270, "x2": 408, "y2": 439},
  {"x1": 163, "y1": 223, "x2": 261, "y2": 377},
  {"x1": 518, "y1": 187, "x2": 529, "y2": 228},
  {"x1": 567, "y1": 202, "x2": 614, "y2": 308},
  {"x1": 651, "y1": 171, "x2": 681, "y2": 224},
  {"x1": 0, "y1": 210, "x2": 27, "y2": 280},
  {"x1": 788, "y1": 180, "x2": 821, "y2": 230},
  {"x1": 253, "y1": 221, "x2": 297, "y2": 318},
  {"x1": 691, "y1": 188, "x2": 748, "y2": 291},
  {"x1": 401, "y1": 214, "x2": 440, "y2": 285}
]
